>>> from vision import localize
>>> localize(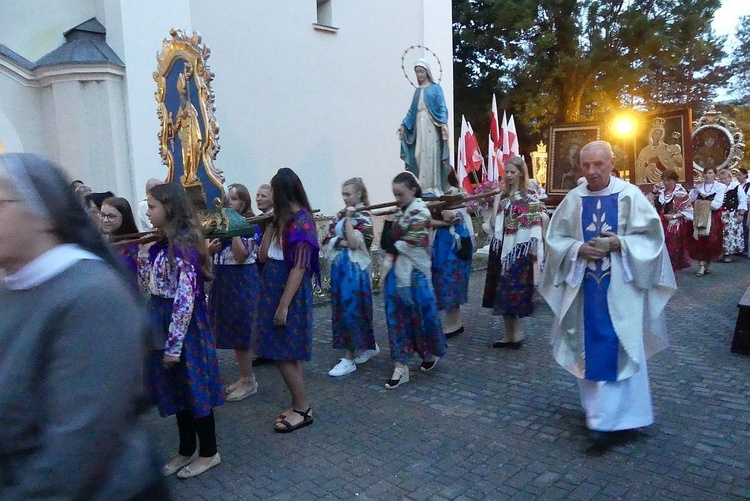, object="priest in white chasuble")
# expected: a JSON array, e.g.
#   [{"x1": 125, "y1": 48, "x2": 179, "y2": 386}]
[{"x1": 539, "y1": 140, "x2": 677, "y2": 448}]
